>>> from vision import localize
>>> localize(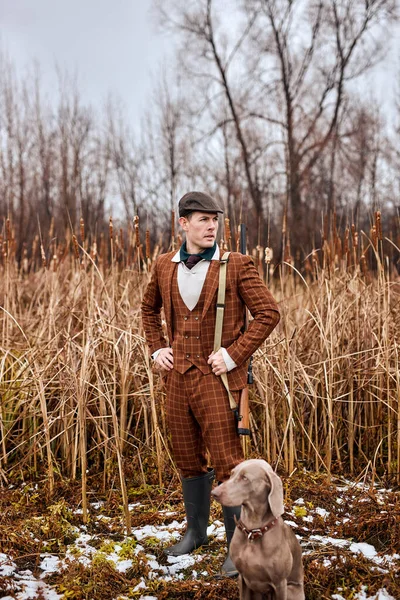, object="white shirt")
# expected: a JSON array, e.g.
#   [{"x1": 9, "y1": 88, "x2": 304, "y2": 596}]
[{"x1": 153, "y1": 245, "x2": 237, "y2": 371}]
